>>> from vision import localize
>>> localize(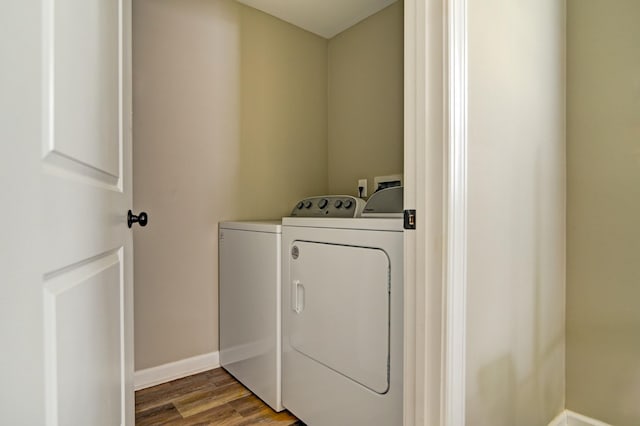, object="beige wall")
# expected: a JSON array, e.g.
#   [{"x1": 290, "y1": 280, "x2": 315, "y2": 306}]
[
  {"x1": 133, "y1": 0, "x2": 328, "y2": 370},
  {"x1": 465, "y1": 0, "x2": 566, "y2": 424},
  {"x1": 566, "y1": 1, "x2": 640, "y2": 424},
  {"x1": 327, "y1": 2, "x2": 404, "y2": 196}
]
